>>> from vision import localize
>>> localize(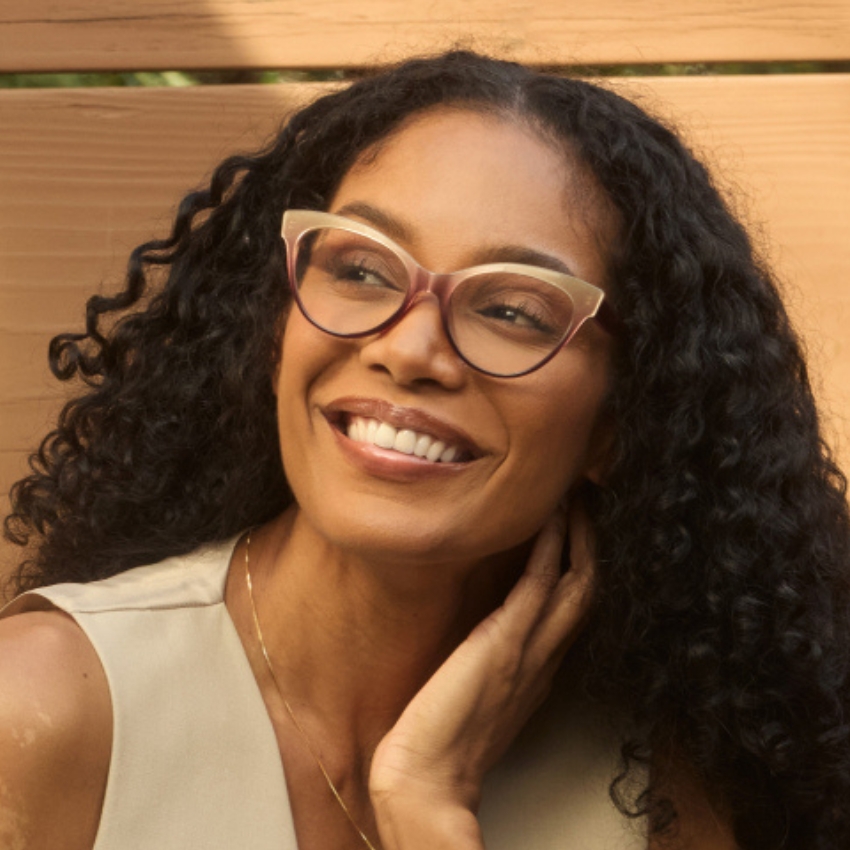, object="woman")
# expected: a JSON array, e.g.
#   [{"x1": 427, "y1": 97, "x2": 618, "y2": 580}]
[{"x1": 2, "y1": 51, "x2": 848, "y2": 850}]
